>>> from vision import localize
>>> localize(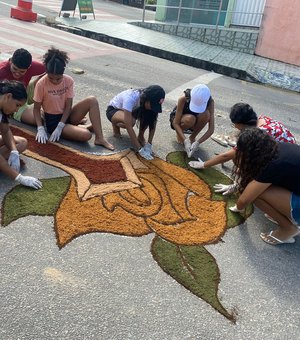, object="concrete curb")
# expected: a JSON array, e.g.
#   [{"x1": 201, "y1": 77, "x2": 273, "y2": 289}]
[{"x1": 44, "y1": 21, "x2": 260, "y2": 85}]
